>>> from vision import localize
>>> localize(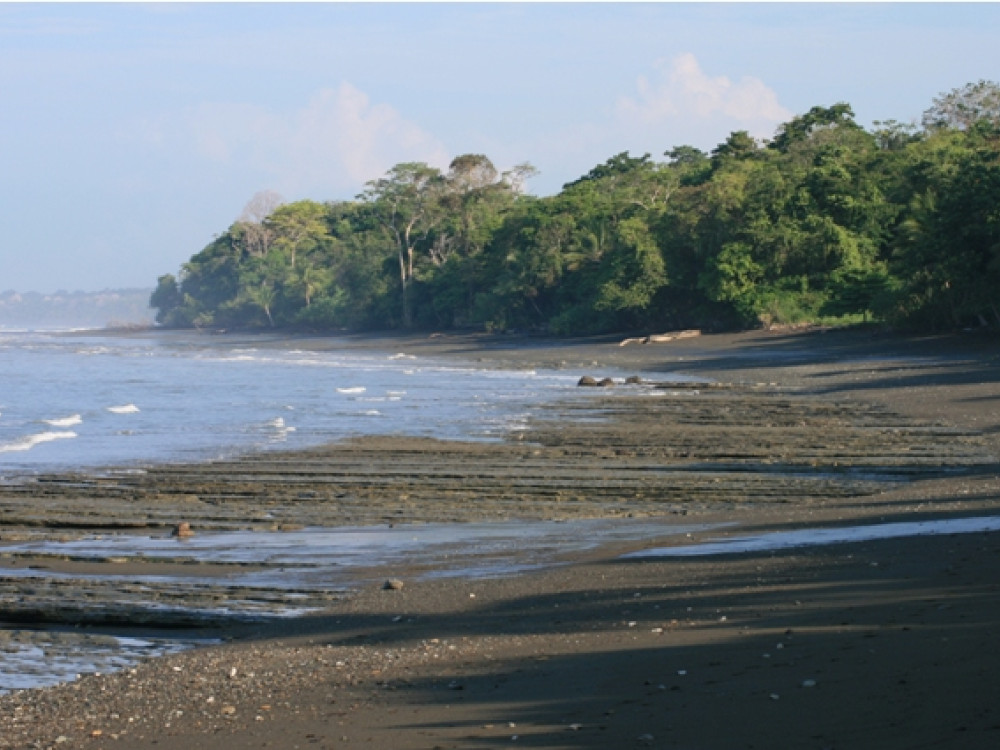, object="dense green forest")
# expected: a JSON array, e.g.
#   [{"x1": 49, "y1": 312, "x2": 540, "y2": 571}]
[{"x1": 151, "y1": 81, "x2": 1000, "y2": 335}]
